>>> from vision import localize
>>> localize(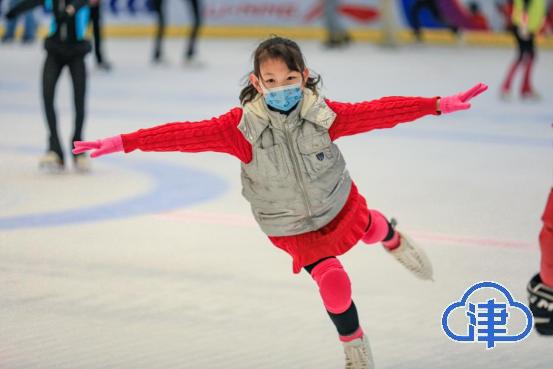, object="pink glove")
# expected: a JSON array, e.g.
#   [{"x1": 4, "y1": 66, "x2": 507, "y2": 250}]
[
  {"x1": 73, "y1": 135, "x2": 124, "y2": 158},
  {"x1": 439, "y1": 83, "x2": 488, "y2": 114}
]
